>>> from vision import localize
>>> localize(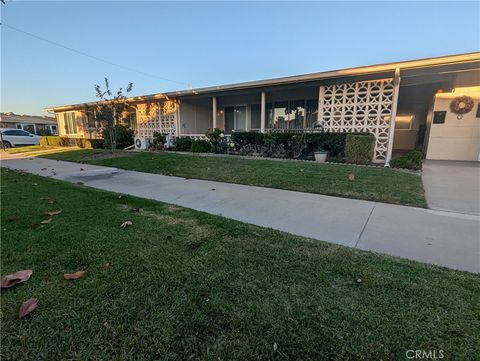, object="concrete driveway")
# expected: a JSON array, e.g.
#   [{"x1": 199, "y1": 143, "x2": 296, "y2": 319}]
[{"x1": 422, "y1": 160, "x2": 480, "y2": 215}]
